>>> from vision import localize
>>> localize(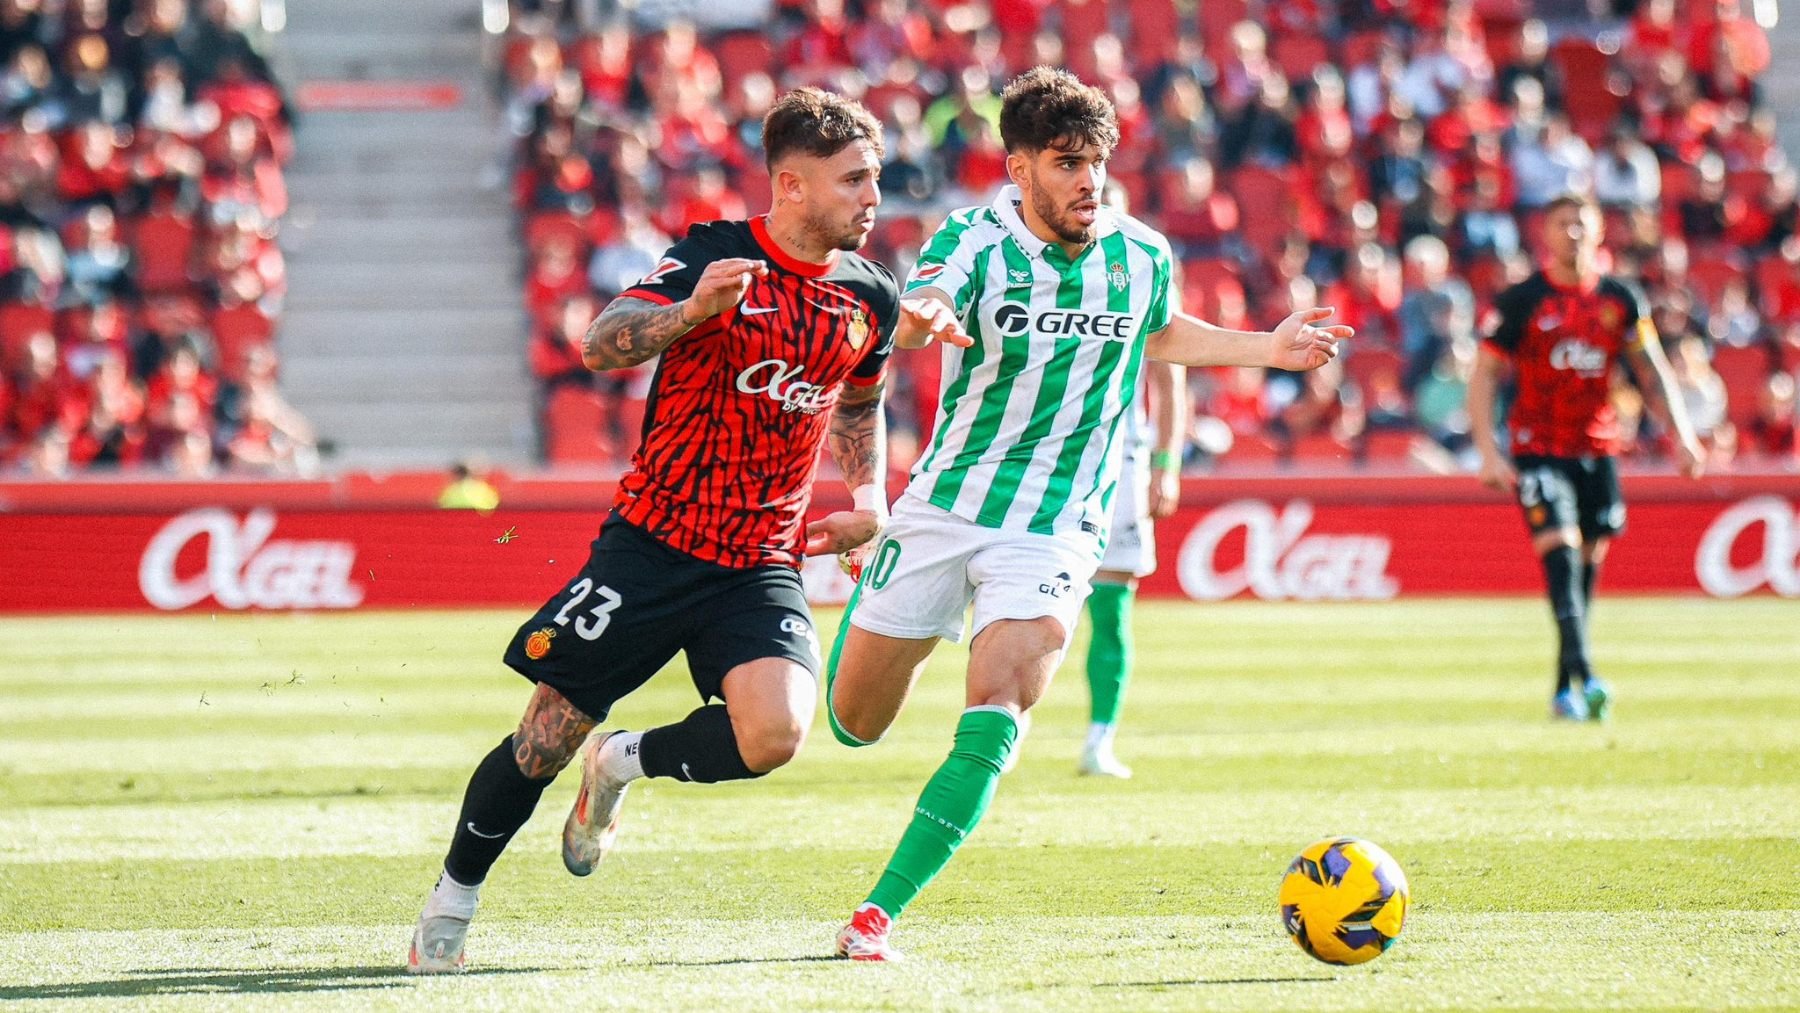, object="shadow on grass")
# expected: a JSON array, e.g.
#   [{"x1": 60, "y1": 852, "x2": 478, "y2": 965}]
[
  {"x1": 1106, "y1": 976, "x2": 1333, "y2": 987},
  {"x1": 0, "y1": 964, "x2": 549, "y2": 1000},
  {"x1": 642, "y1": 955, "x2": 842, "y2": 968}
]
